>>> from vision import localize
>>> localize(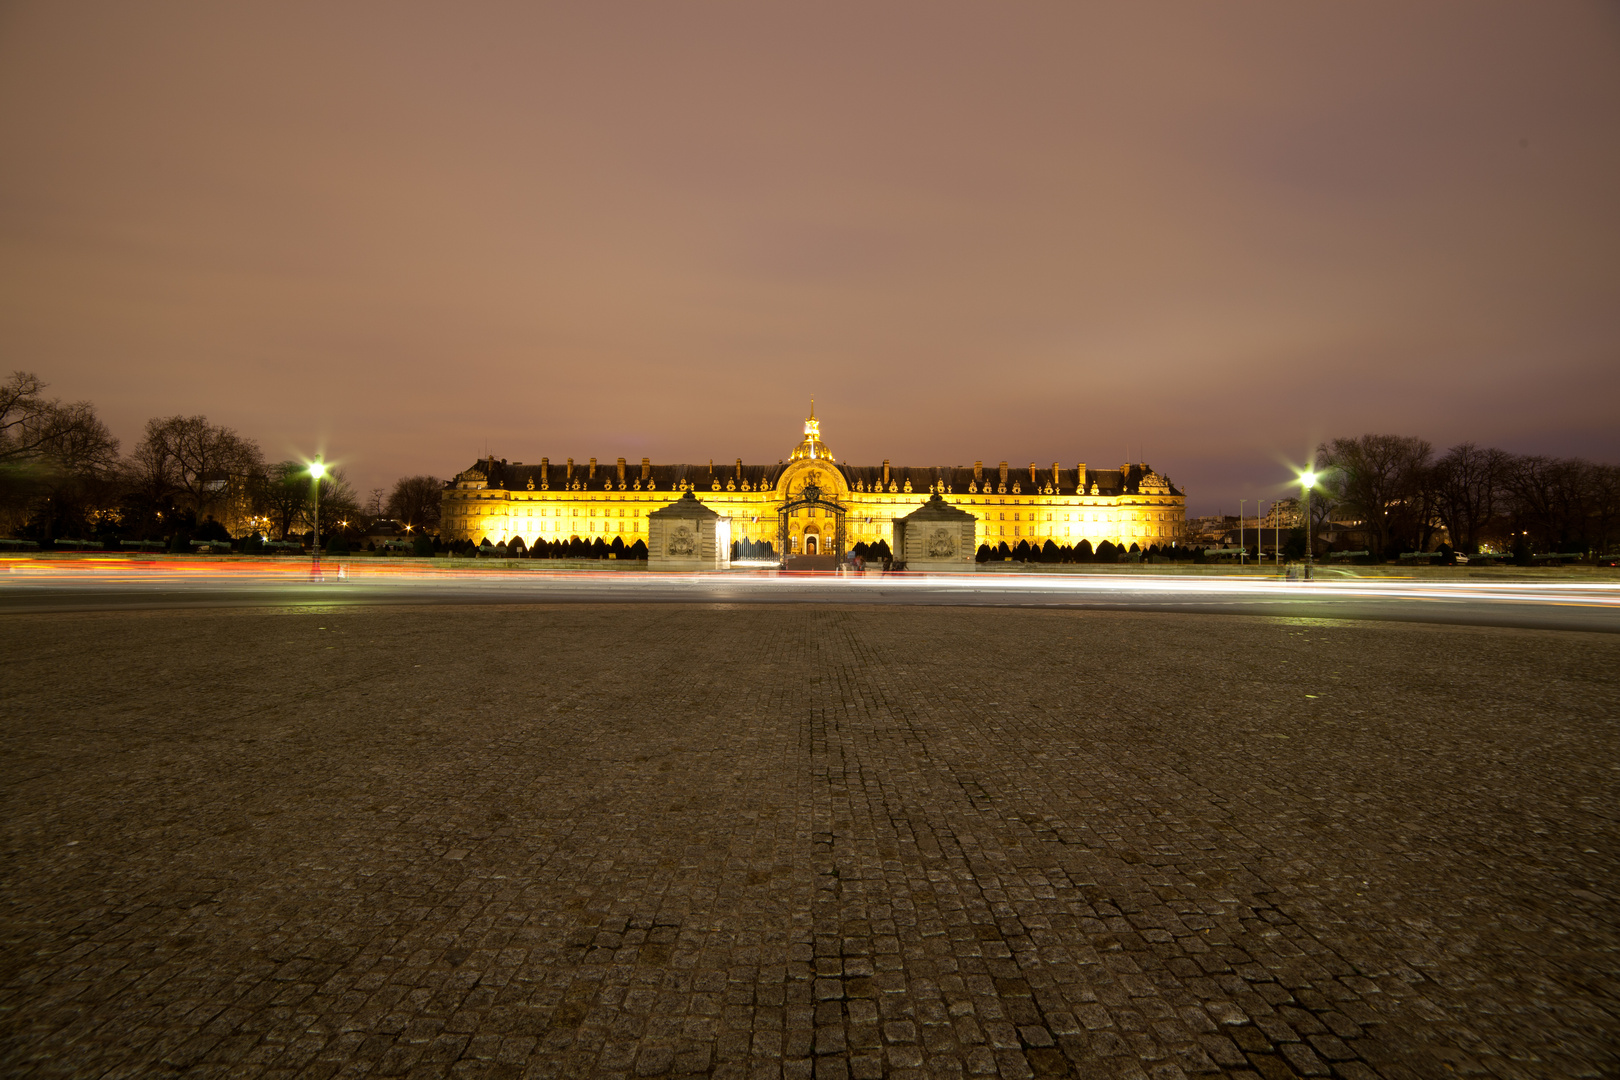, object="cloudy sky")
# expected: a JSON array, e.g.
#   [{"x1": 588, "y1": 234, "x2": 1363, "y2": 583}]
[{"x1": 2, "y1": 2, "x2": 1616, "y2": 514}]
